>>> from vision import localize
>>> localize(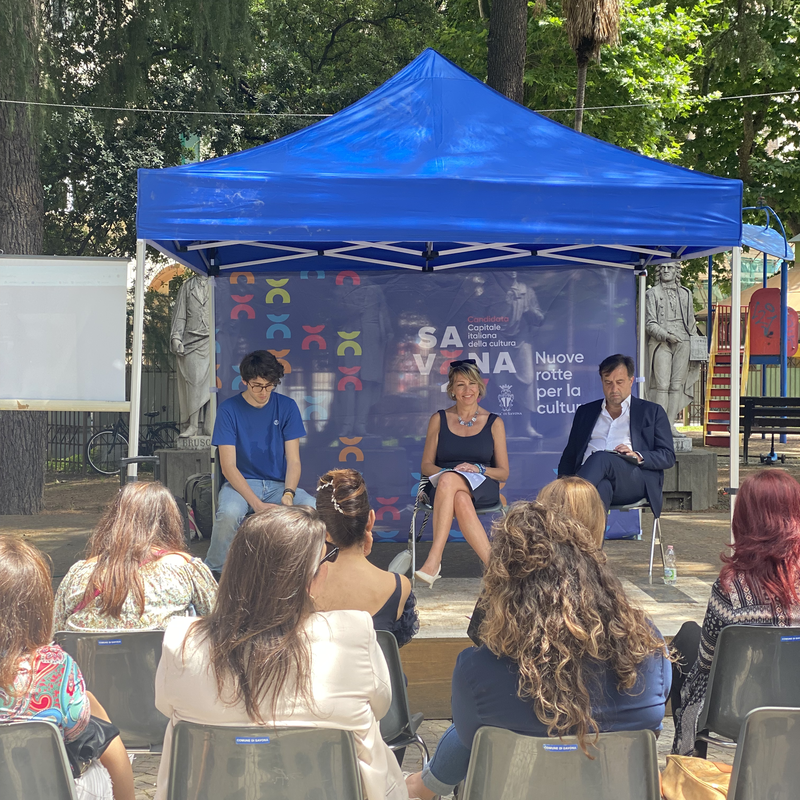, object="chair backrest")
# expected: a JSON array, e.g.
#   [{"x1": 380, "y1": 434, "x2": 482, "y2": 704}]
[
  {"x1": 697, "y1": 625, "x2": 800, "y2": 741},
  {"x1": 728, "y1": 707, "x2": 800, "y2": 800},
  {"x1": 0, "y1": 720, "x2": 77, "y2": 800},
  {"x1": 376, "y1": 630, "x2": 414, "y2": 743},
  {"x1": 166, "y1": 721, "x2": 363, "y2": 800},
  {"x1": 461, "y1": 726, "x2": 660, "y2": 800},
  {"x1": 54, "y1": 630, "x2": 168, "y2": 750}
]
